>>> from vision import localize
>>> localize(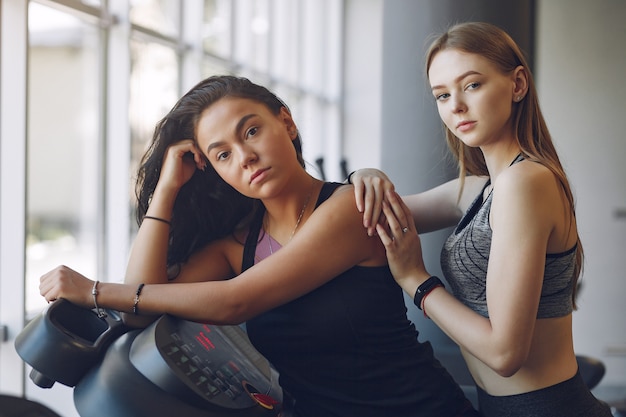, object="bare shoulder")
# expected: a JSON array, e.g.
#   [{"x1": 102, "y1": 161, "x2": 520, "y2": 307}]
[
  {"x1": 326, "y1": 182, "x2": 355, "y2": 198},
  {"x1": 320, "y1": 183, "x2": 375, "y2": 229},
  {"x1": 315, "y1": 183, "x2": 358, "y2": 214},
  {"x1": 491, "y1": 160, "x2": 566, "y2": 233},
  {"x1": 495, "y1": 160, "x2": 558, "y2": 198},
  {"x1": 304, "y1": 183, "x2": 386, "y2": 264}
]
